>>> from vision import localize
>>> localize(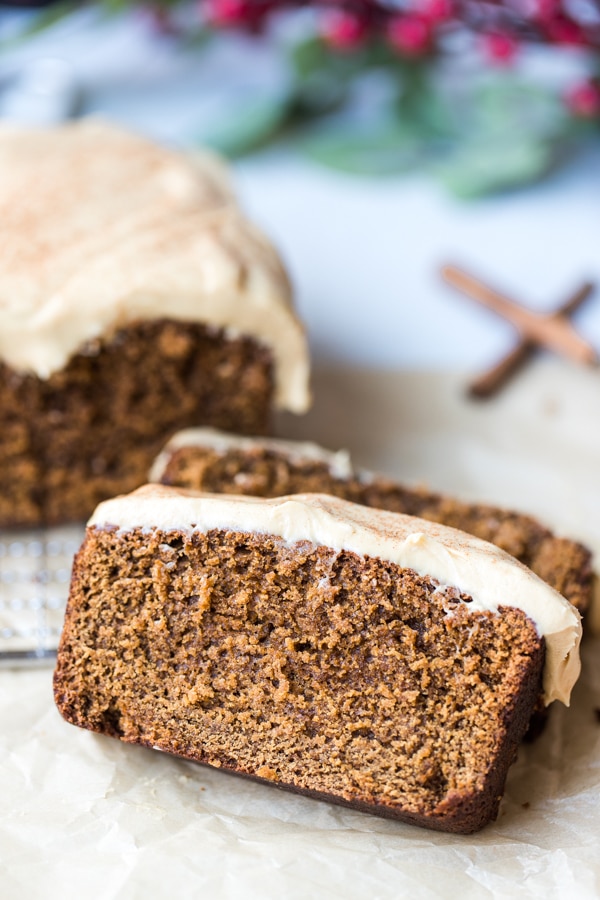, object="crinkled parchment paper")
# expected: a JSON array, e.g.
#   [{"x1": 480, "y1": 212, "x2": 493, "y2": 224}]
[{"x1": 1, "y1": 359, "x2": 599, "y2": 900}]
